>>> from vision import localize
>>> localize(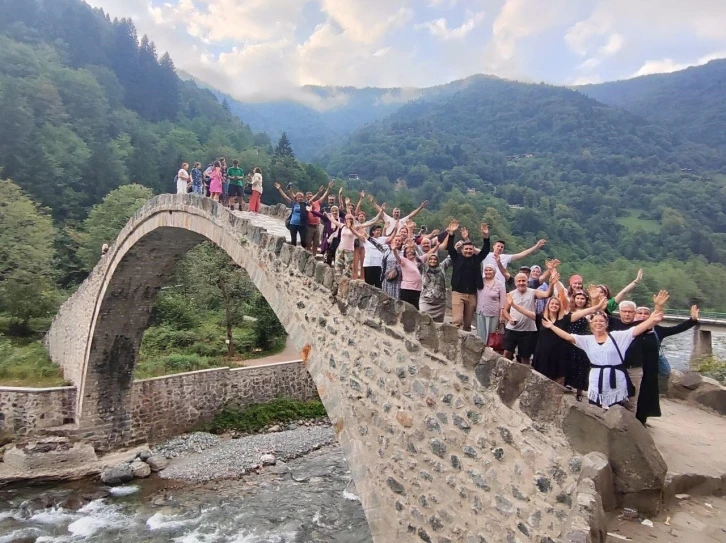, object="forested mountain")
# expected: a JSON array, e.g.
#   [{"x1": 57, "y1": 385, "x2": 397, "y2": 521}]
[
  {"x1": 0, "y1": 0, "x2": 329, "y2": 306},
  {"x1": 222, "y1": 76, "x2": 495, "y2": 160},
  {"x1": 318, "y1": 76, "x2": 726, "y2": 276},
  {"x1": 578, "y1": 59, "x2": 726, "y2": 148}
]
